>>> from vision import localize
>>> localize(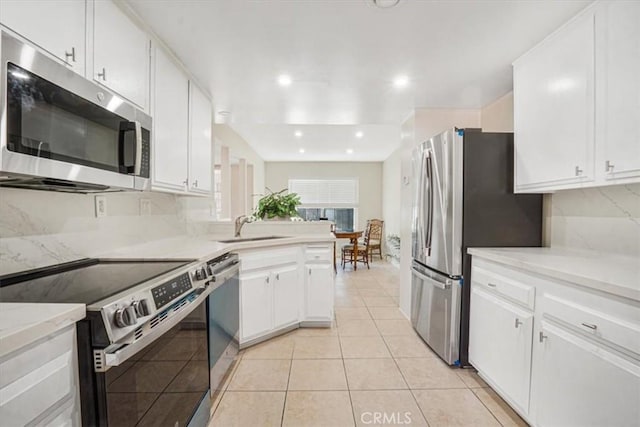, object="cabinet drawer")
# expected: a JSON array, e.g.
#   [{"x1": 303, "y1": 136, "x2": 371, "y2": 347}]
[
  {"x1": 240, "y1": 247, "x2": 300, "y2": 272},
  {"x1": 472, "y1": 264, "x2": 535, "y2": 310},
  {"x1": 0, "y1": 326, "x2": 77, "y2": 426},
  {"x1": 304, "y1": 244, "x2": 332, "y2": 262},
  {"x1": 542, "y1": 294, "x2": 640, "y2": 356}
]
